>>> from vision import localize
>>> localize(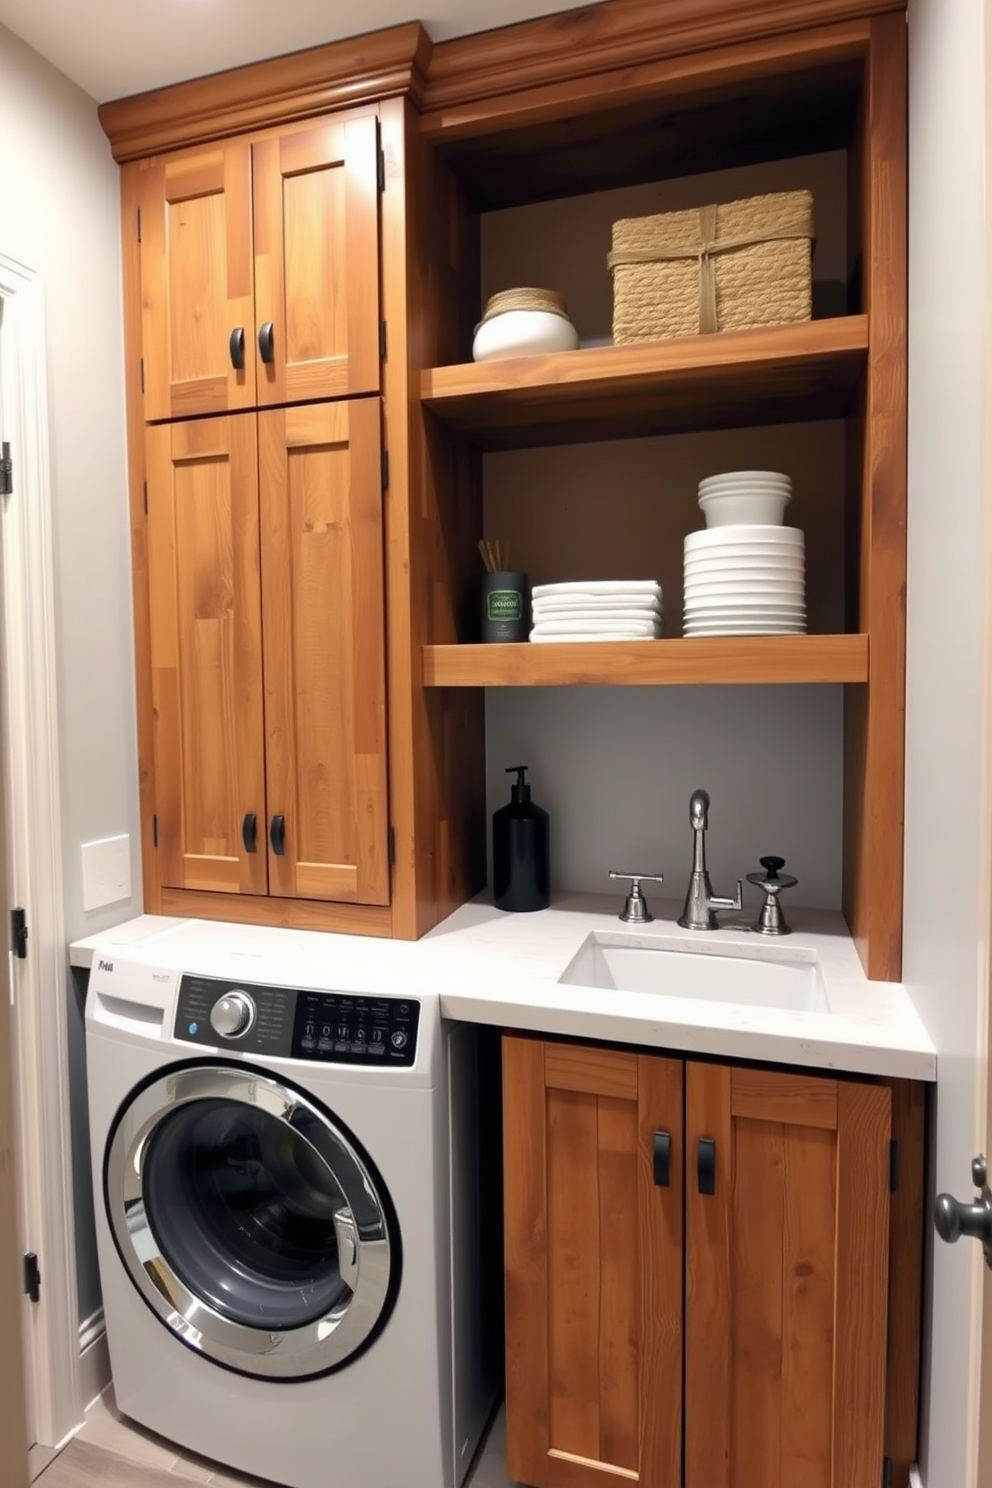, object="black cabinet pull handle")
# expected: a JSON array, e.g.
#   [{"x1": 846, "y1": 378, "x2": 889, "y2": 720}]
[
  {"x1": 258, "y1": 322, "x2": 275, "y2": 364},
  {"x1": 653, "y1": 1131, "x2": 671, "y2": 1188},
  {"x1": 242, "y1": 813, "x2": 257, "y2": 853},
  {"x1": 698, "y1": 1138, "x2": 716, "y2": 1196},
  {"x1": 229, "y1": 327, "x2": 245, "y2": 370},
  {"x1": 270, "y1": 814, "x2": 286, "y2": 856}
]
